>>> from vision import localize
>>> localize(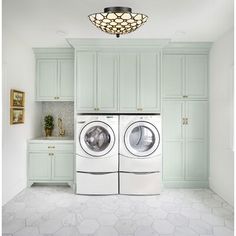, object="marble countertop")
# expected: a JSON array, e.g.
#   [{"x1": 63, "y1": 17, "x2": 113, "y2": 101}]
[{"x1": 29, "y1": 136, "x2": 74, "y2": 143}]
